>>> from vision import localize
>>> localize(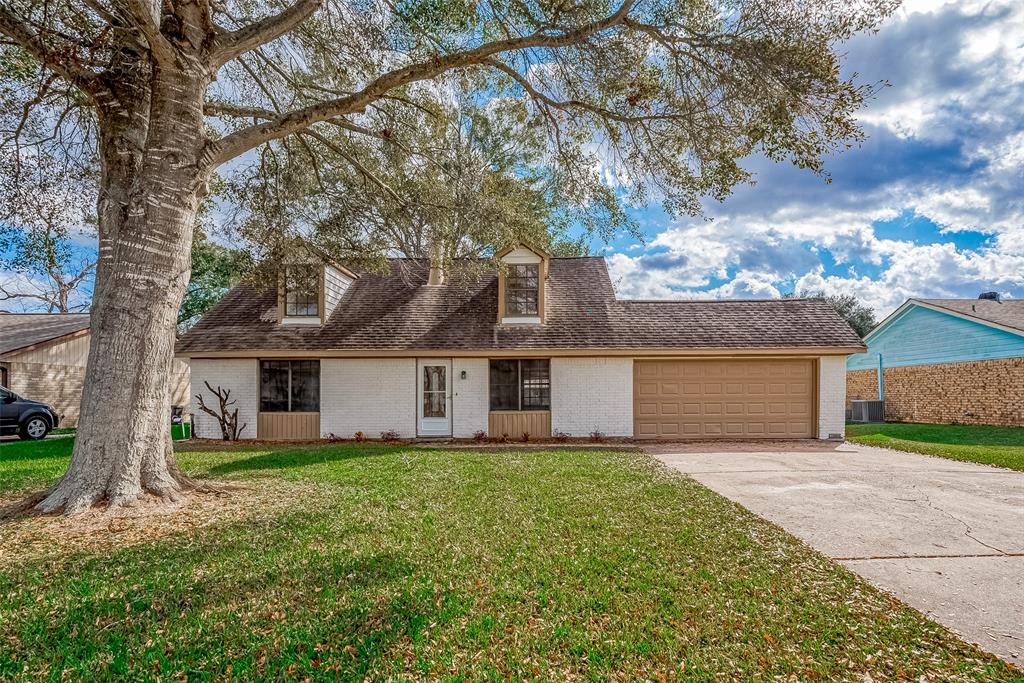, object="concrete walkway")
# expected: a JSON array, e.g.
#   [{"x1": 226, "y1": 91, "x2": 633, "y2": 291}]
[{"x1": 648, "y1": 441, "x2": 1024, "y2": 667}]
